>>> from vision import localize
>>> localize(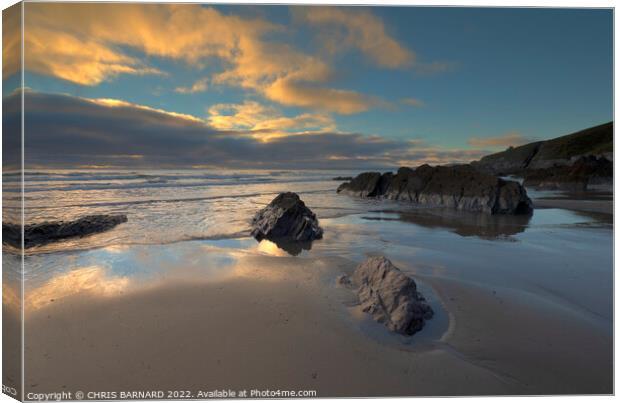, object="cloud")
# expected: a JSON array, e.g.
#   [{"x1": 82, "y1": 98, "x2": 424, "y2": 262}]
[
  {"x1": 294, "y1": 6, "x2": 414, "y2": 68},
  {"x1": 21, "y1": 3, "x2": 384, "y2": 114},
  {"x1": 8, "y1": 91, "x2": 484, "y2": 169},
  {"x1": 175, "y1": 78, "x2": 209, "y2": 94},
  {"x1": 2, "y1": 3, "x2": 21, "y2": 80},
  {"x1": 468, "y1": 132, "x2": 534, "y2": 148},
  {"x1": 264, "y1": 77, "x2": 382, "y2": 114},
  {"x1": 207, "y1": 101, "x2": 335, "y2": 139},
  {"x1": 23, "y1": 4, "x2": 274, "y2": 85}
]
